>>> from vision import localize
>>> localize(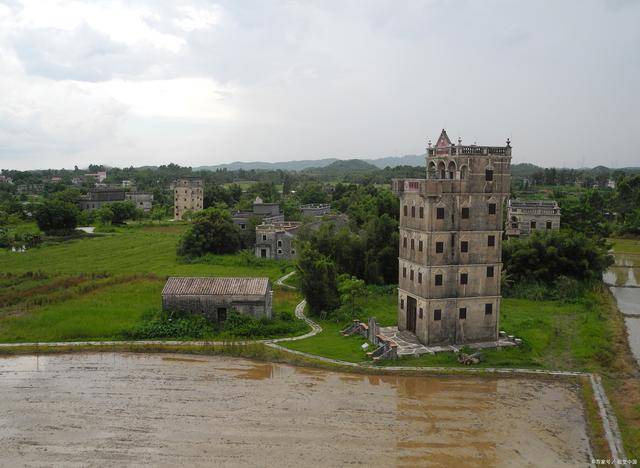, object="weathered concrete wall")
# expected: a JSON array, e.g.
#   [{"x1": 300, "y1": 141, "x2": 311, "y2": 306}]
[{"x1": 162, "y1": 293, "x2": 272, "y2": 321}]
